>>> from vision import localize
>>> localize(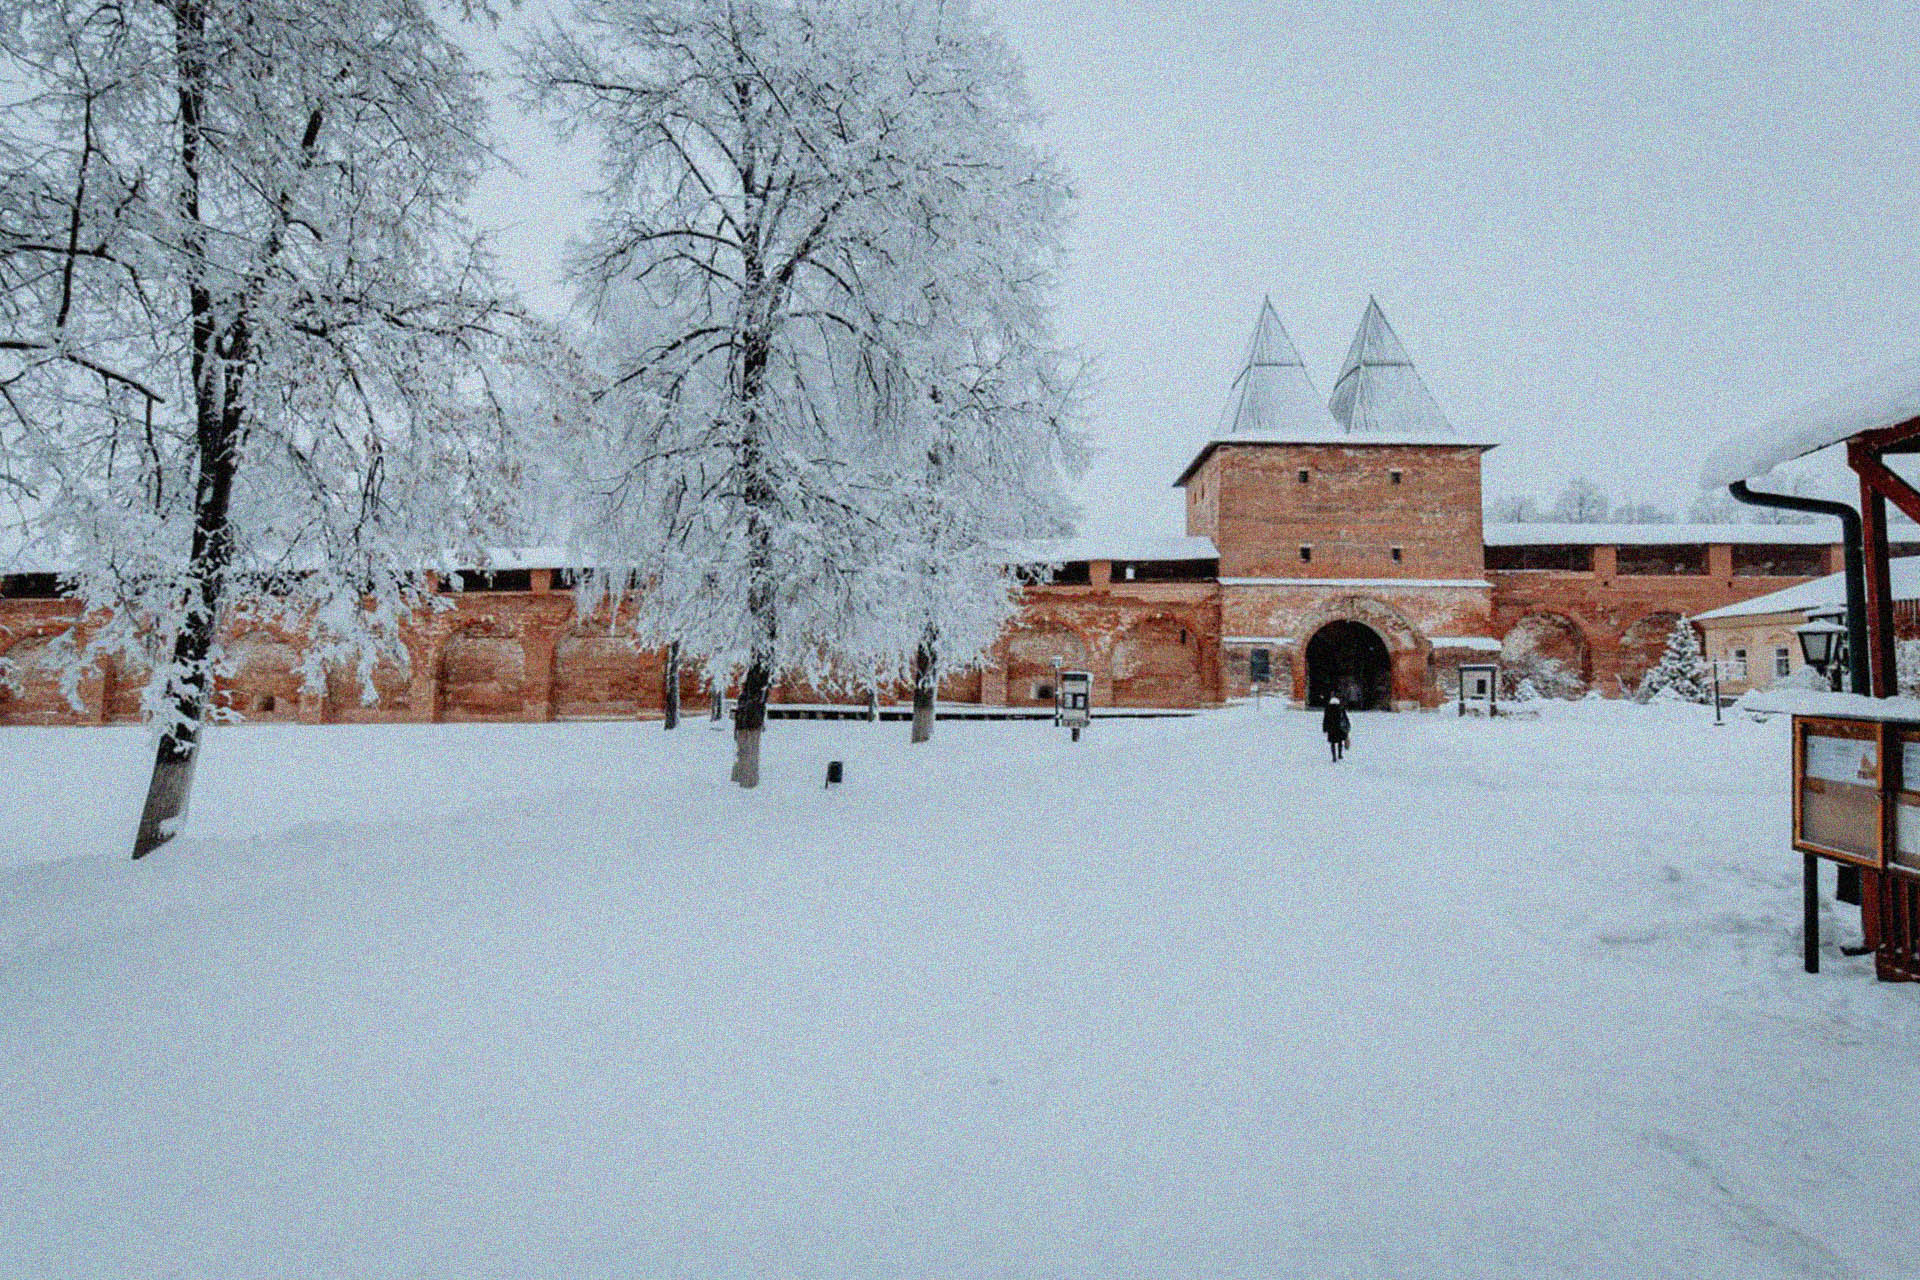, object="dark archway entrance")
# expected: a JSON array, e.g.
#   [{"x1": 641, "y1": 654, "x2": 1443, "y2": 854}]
[{"x1": 1305, "y1": 621, "x2": 1392, "y2": 710}]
